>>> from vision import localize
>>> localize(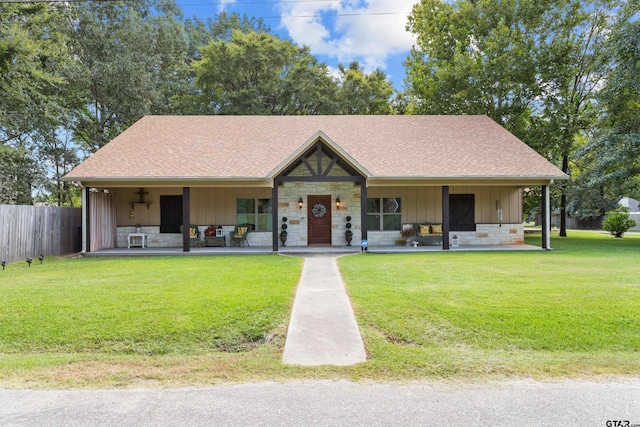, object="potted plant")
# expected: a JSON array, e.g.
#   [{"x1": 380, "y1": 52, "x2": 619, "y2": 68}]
[
  {"x1": 345, "y1": 216, "x2": 353, "y2": 246},
  {"x1": 280, "y1": 223, "x2": 288, "y2": 247},
  {"x1": 400, "y1": 227, "x2": 417, "y2": 244}
]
